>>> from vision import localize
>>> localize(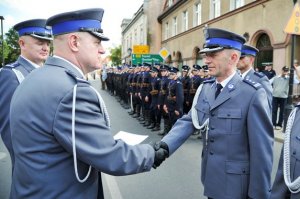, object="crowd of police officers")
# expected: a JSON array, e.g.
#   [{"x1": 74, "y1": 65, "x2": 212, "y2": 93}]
[{"x1": 105, "y1": 62, "x2": 213, "y2": 137}]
